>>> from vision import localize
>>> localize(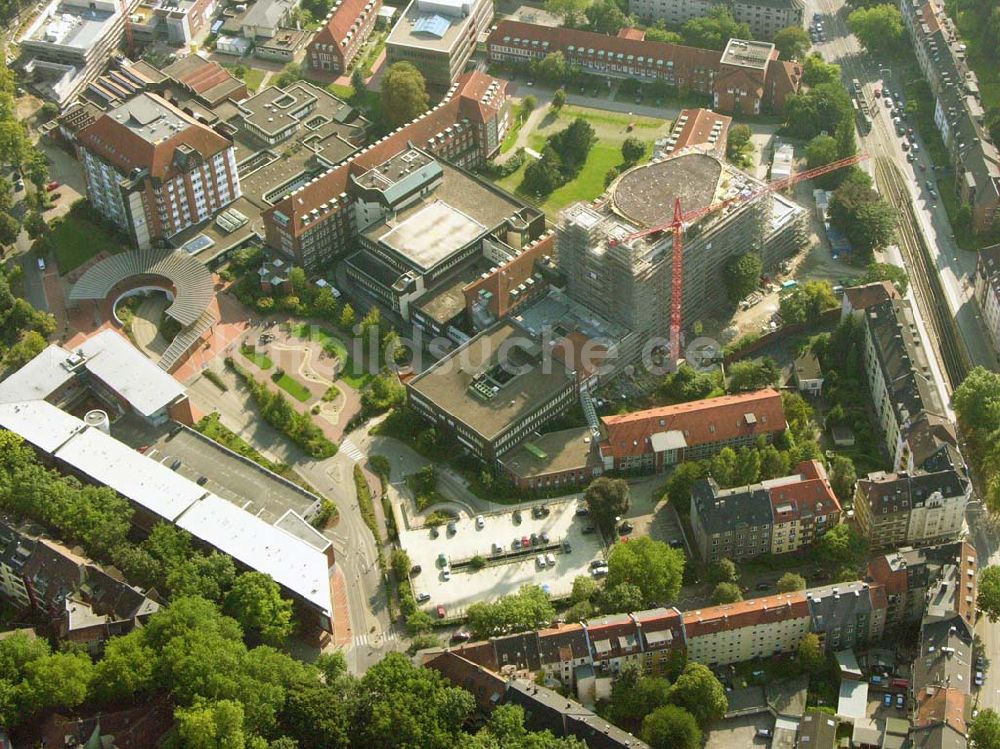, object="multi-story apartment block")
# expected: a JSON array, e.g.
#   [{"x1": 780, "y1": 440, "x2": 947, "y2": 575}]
[
  {"x1": 386, "y1": 0, "x2": 495, "y2": 88},
  {"x1": 690, "y1": 459, "x2": 840, "y2": 562},
  {"x1": 263, "y1": 71, "x2": 512, "y2": 269},
  {"x1": 629, "y1": 0, "x2": 805, "y2": 41},
  {"x1": 0, "y1": 520, "x2": 160, "y2": 650},
  {"x1": 867, "y1": 541, "x2": 976, "y2": 628},
  {"x1": 77, "y1": 93, "x2": 241, "y2": 250},
  {"x1": 18, "y1": 0, "x2": 140, "y2": 106},
  {"x1": 487, "y1": 22, "x2": 802, "y2": 116},
  {"x1": 900, "y1": 0, "x2": 1000, "y2": 235},
  {"x1": 128, "y1": 0, "x2": 216, "y2": 47},
  {"x1": 599, "y1": 389, "x2": 786, "y2": 472},
  {"x1": 306, "y1": 0, "x2": 382, "y2": 76},
  {"x1": 448, "y1": 581, "x2": 885, "y2": 700},
  {"x1": 854, "y1": 468, "x2": 969, "y2": 548},
  {"x1": 862, "y1": 298, "x2": 950, "y2": 471},
  {"x1": 974, "y1": 243, "x2": 1000, "y2": 355}
]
